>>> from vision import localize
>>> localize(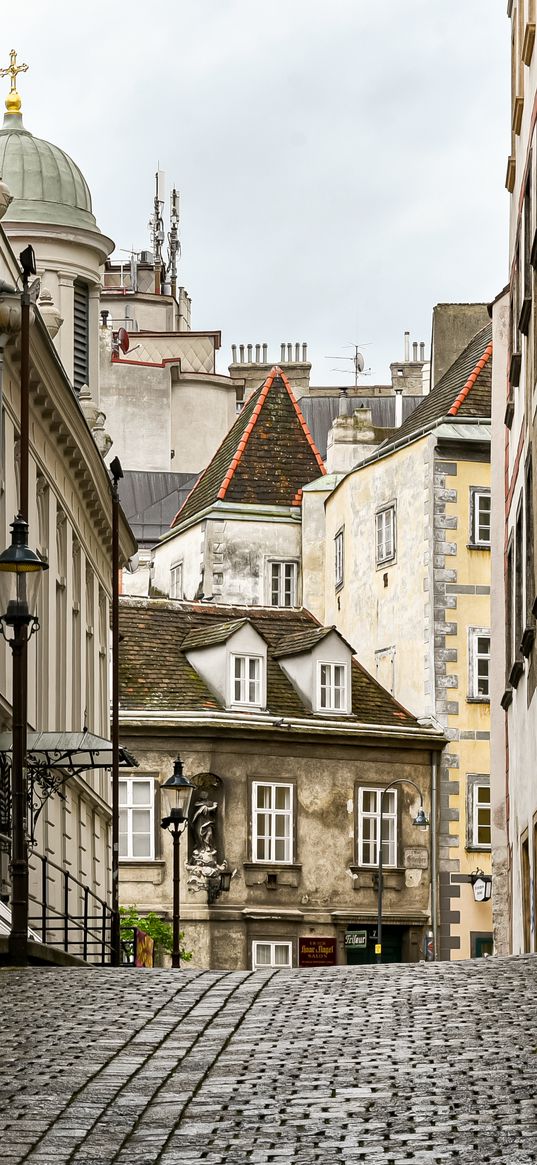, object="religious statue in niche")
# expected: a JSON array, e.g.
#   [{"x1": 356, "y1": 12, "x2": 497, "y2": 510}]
[{"x1": 186, "y1": 791, "x2": 231, "y2": 892}]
